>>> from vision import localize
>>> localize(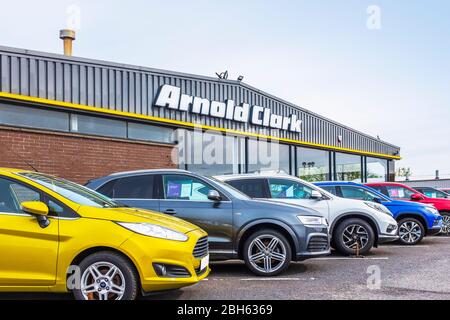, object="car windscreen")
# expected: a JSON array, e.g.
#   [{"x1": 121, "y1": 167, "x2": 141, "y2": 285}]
[{"x1": 18, "y1": 172, "x2": 121, "y2": 208}]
